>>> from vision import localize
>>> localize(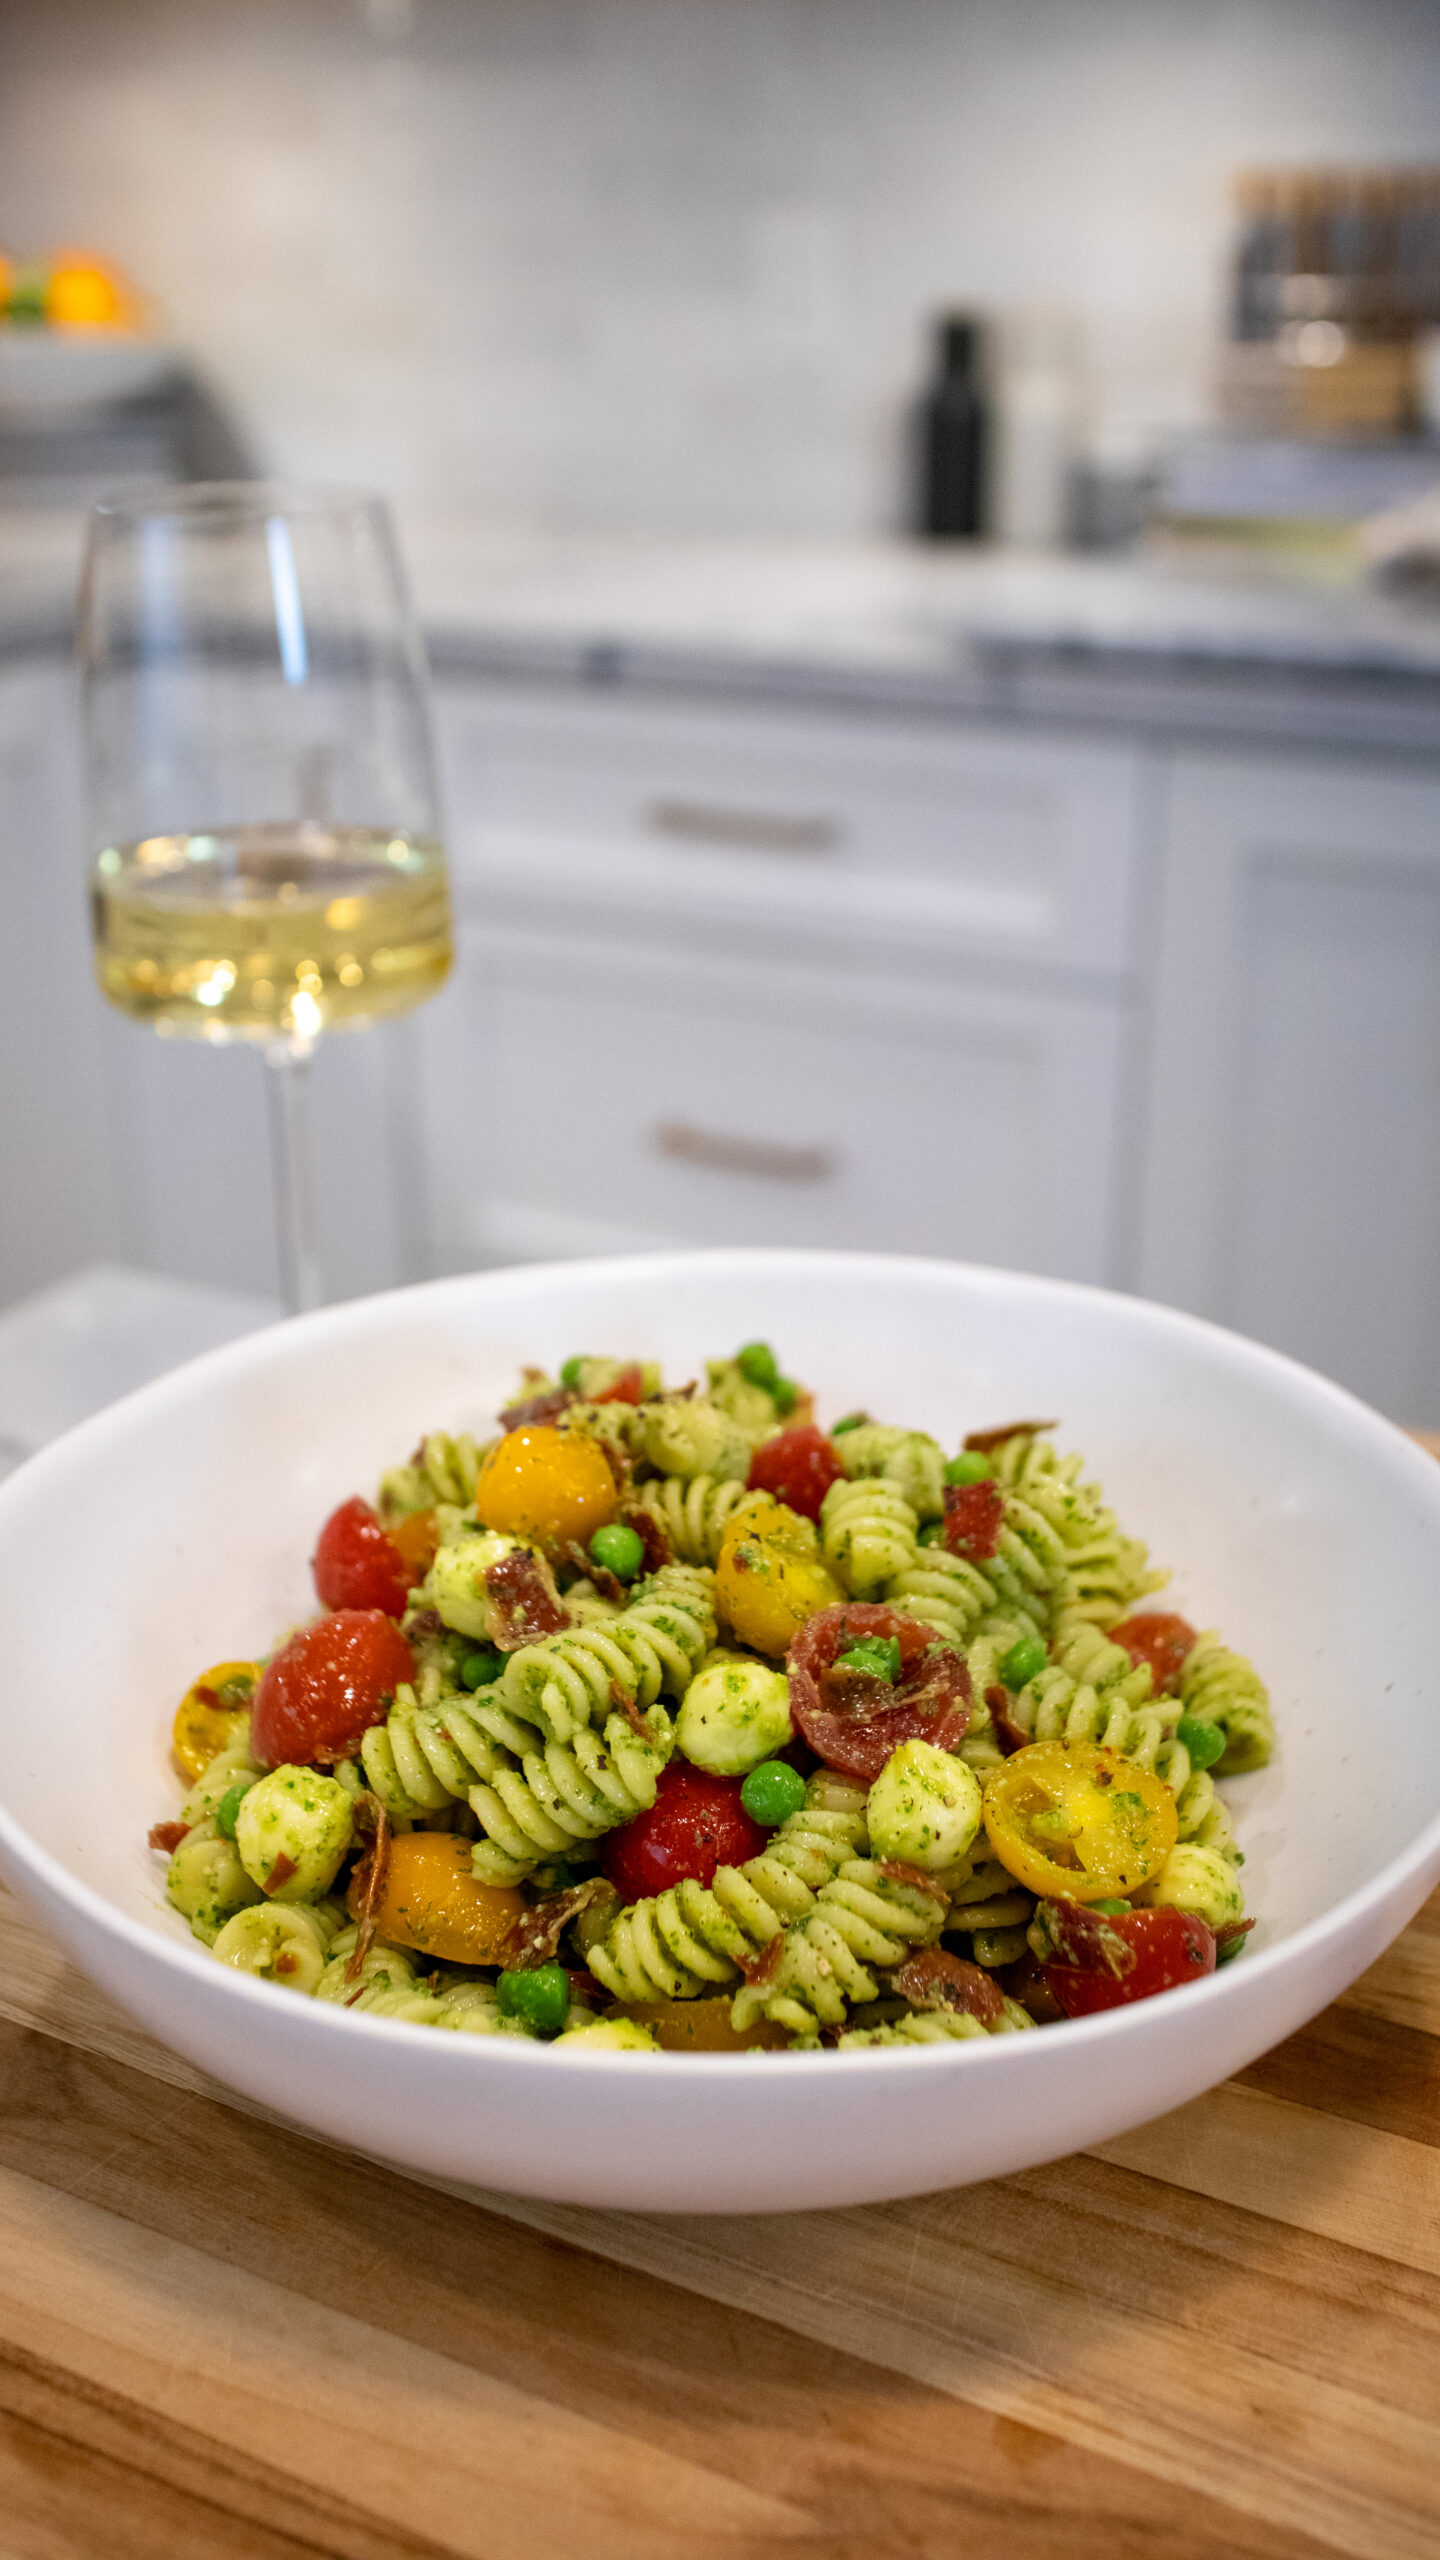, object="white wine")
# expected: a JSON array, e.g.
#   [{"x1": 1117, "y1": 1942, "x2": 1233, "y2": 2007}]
[{"x1": 90, "y1": 824, "x2": 452, "y2": 1039}]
